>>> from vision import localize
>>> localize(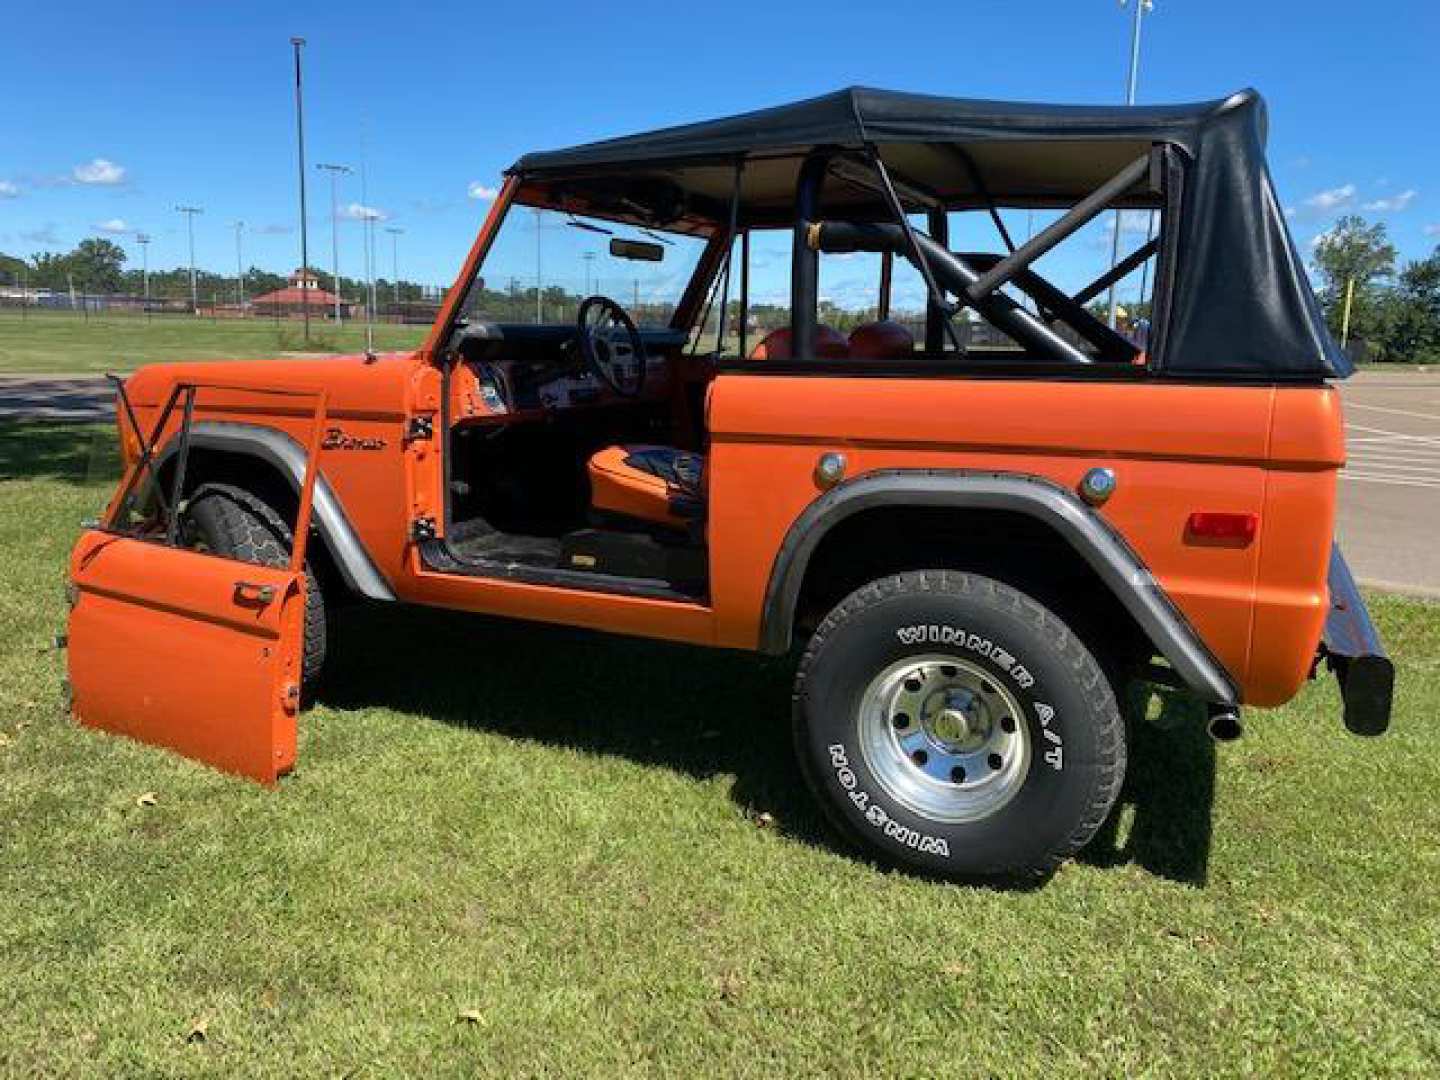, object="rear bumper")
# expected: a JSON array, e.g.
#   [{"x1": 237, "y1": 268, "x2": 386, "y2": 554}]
[{"x1": 1320, "y1": 545, "x2": 1394, "y2": 736}]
